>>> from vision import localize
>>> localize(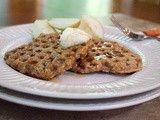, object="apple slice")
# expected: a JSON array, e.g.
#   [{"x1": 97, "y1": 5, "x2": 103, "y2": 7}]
[
  {"x1": 78, "y1": 15, "x2": 104, "y2": 39},
  {"x1": 32, "y1": 20, "x2": 56, "y2": 38},
  {"x1": 49, "y1": 18, "x2": 80, "y2": 30},
  {"x1": 60, "y1": 28, "x2": 92, "y2": 48}
]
